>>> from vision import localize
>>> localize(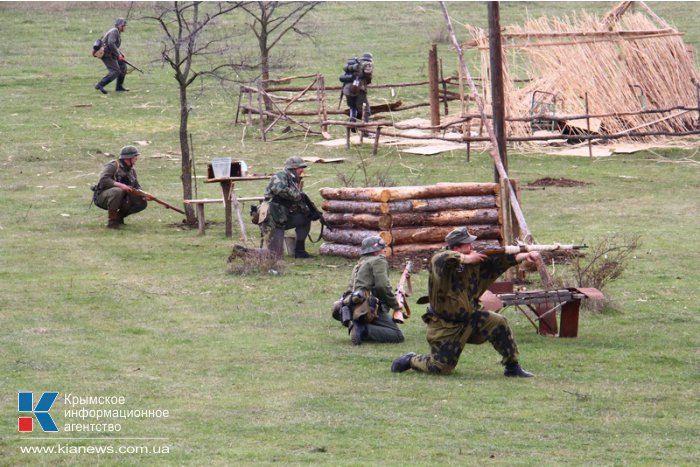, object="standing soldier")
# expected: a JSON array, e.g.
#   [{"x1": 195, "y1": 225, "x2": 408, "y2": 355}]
[
  {"x1": 261, "y1": 156, "x2": 314, "y2": 258},
  {"x1": 391, "y1": 227, "x2": 538, "y2": 377},
  {"x1": 93, "y1": 145, "x2": 151, "y2": 229},
  {"x1": 340, "y1": 52, "x2": 373, "y2": 131},
  {"x1": 95, "y1": 18, "x2": 130, "y2": 94},
  {"x1": 342, "y1": 236, "x2": 405, "y2": 345}
]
